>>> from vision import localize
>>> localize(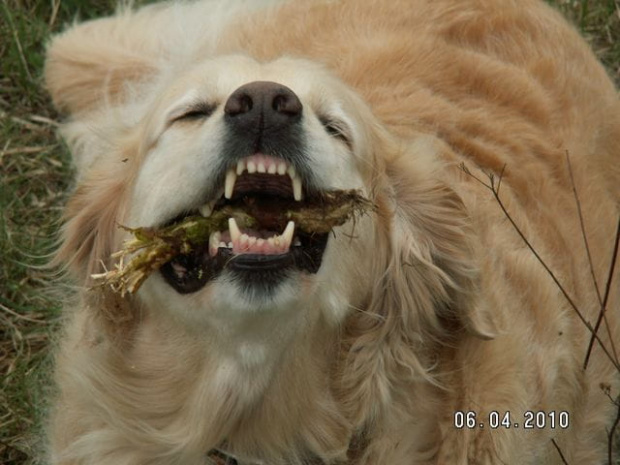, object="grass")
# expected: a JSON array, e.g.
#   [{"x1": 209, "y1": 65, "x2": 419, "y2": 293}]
[
  {"x1": 0, "y1": 2, "x2": 153, "y2": 463},
  {"x1": 0, "y1": 1, "x2": 618, "y2": 464}
]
